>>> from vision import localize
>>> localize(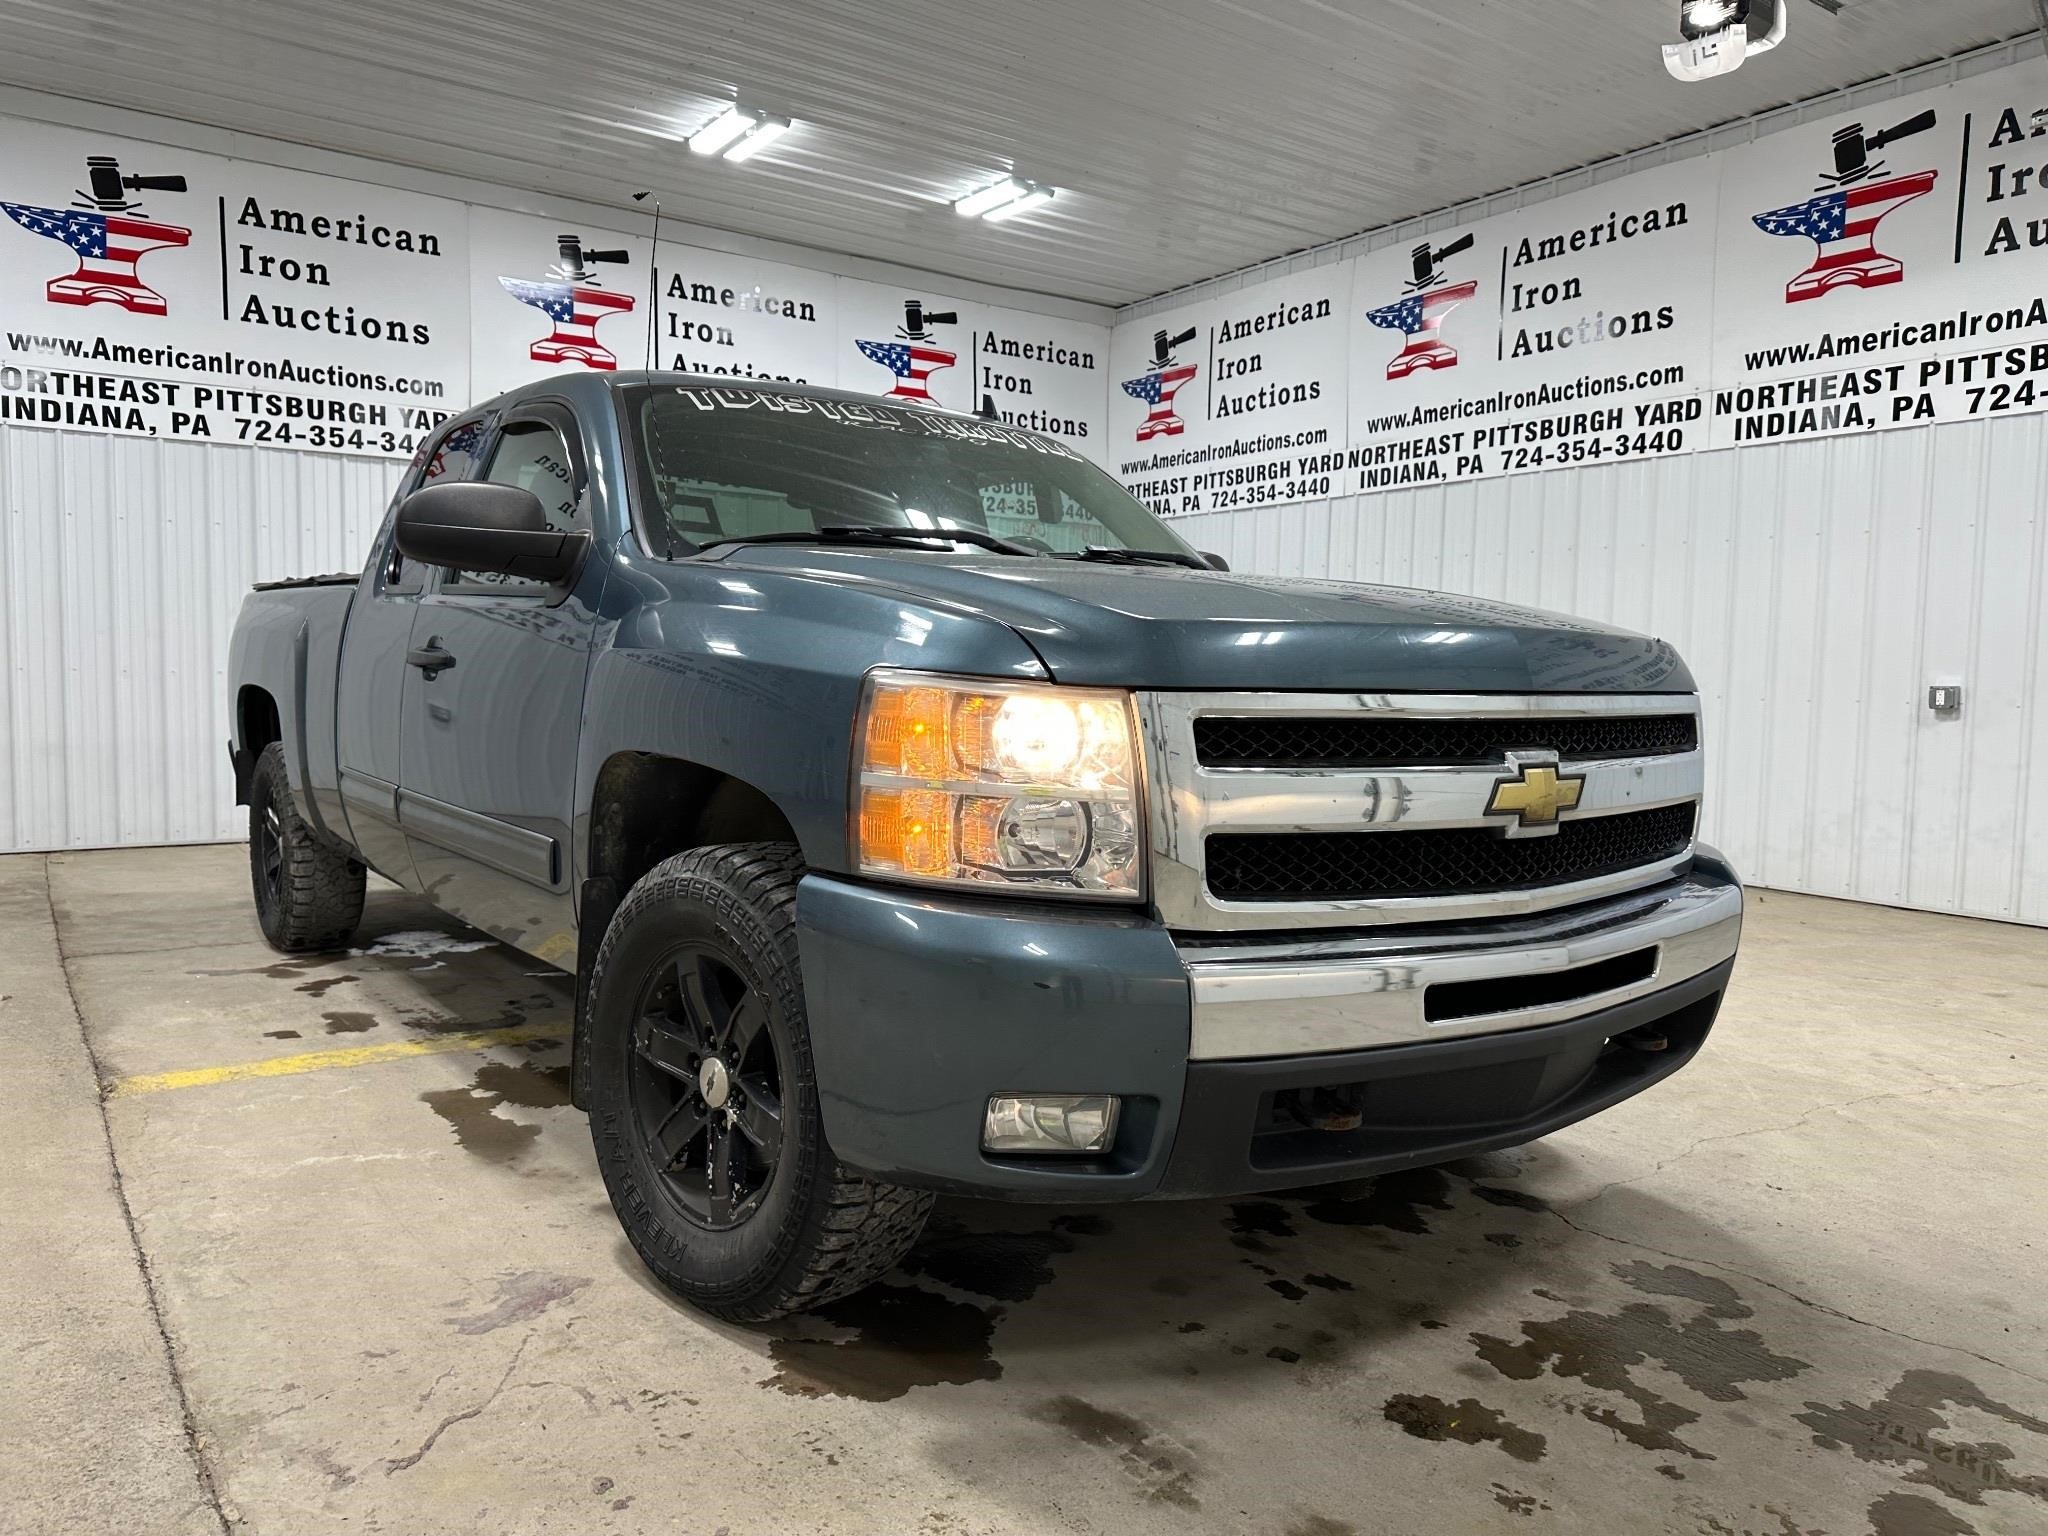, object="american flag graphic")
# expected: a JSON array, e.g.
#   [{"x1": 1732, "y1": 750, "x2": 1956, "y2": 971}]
[
  {"x1": 2, "y1": 202, "x2": 192, "y2": 316},
  {"x1": 498, "y1": 276, "x2": 637, "y2": 370},
  {"x1": 1120, "y1": 364, "x2": 1199, "y2": 441},
  {"x1": 1752, "y1": 170, "x2": 1937, "y2": 304},
  {"x1": 856, "y1": 339, "x2": 956, "y2": 402},
  {"x1": 1365, "y1": 280, "x2": 1479, "y2": 380},
  {"x1": 426, "y1": 416, "x2": 487, "y2": 480}
]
